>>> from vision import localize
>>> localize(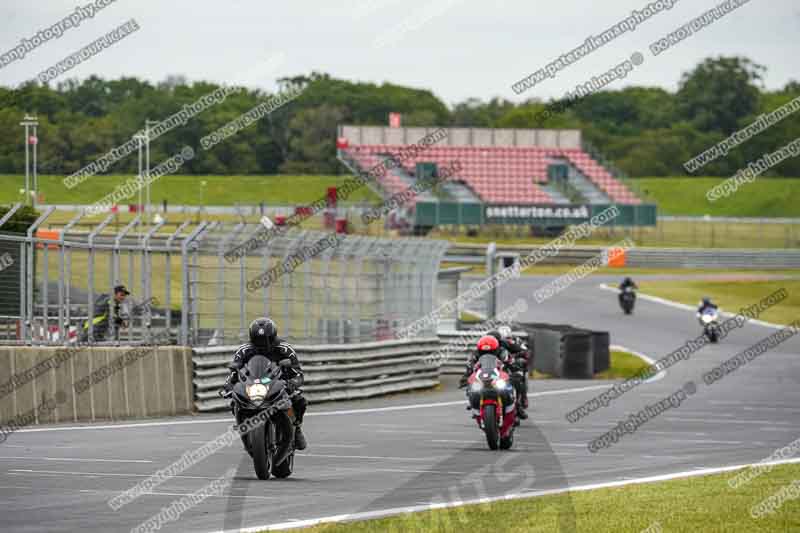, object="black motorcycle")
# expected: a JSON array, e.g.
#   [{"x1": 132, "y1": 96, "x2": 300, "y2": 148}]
[
  {"x1": 222, "y1": 356, "x2": 297, "y2": 480},
  {"x1": 619, "y1": 286, "x2": 636, "y2": 315}
]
